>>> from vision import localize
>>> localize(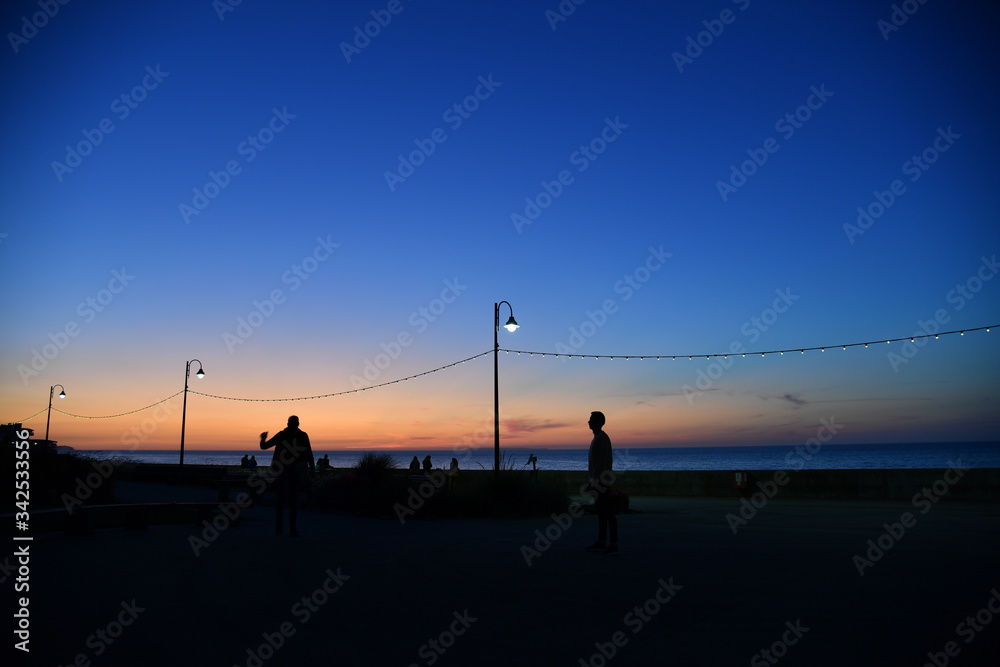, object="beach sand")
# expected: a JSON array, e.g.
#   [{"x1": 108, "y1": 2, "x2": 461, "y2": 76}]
[{"x1": 20, "y1": 481, "x2": 1000, "y2": 666}]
